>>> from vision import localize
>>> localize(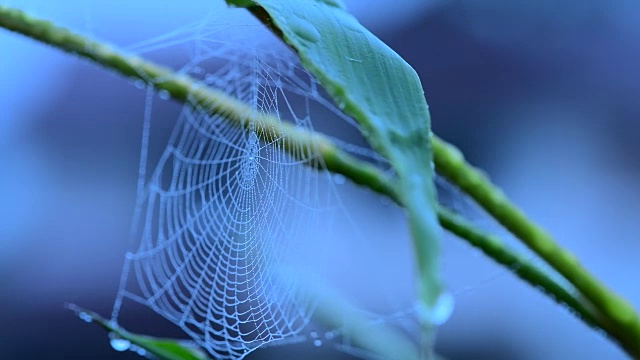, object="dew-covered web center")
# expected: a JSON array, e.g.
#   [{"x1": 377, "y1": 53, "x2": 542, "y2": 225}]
[{"x1": 108, "y1": 5, "x2": 437, "y2": 360}]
